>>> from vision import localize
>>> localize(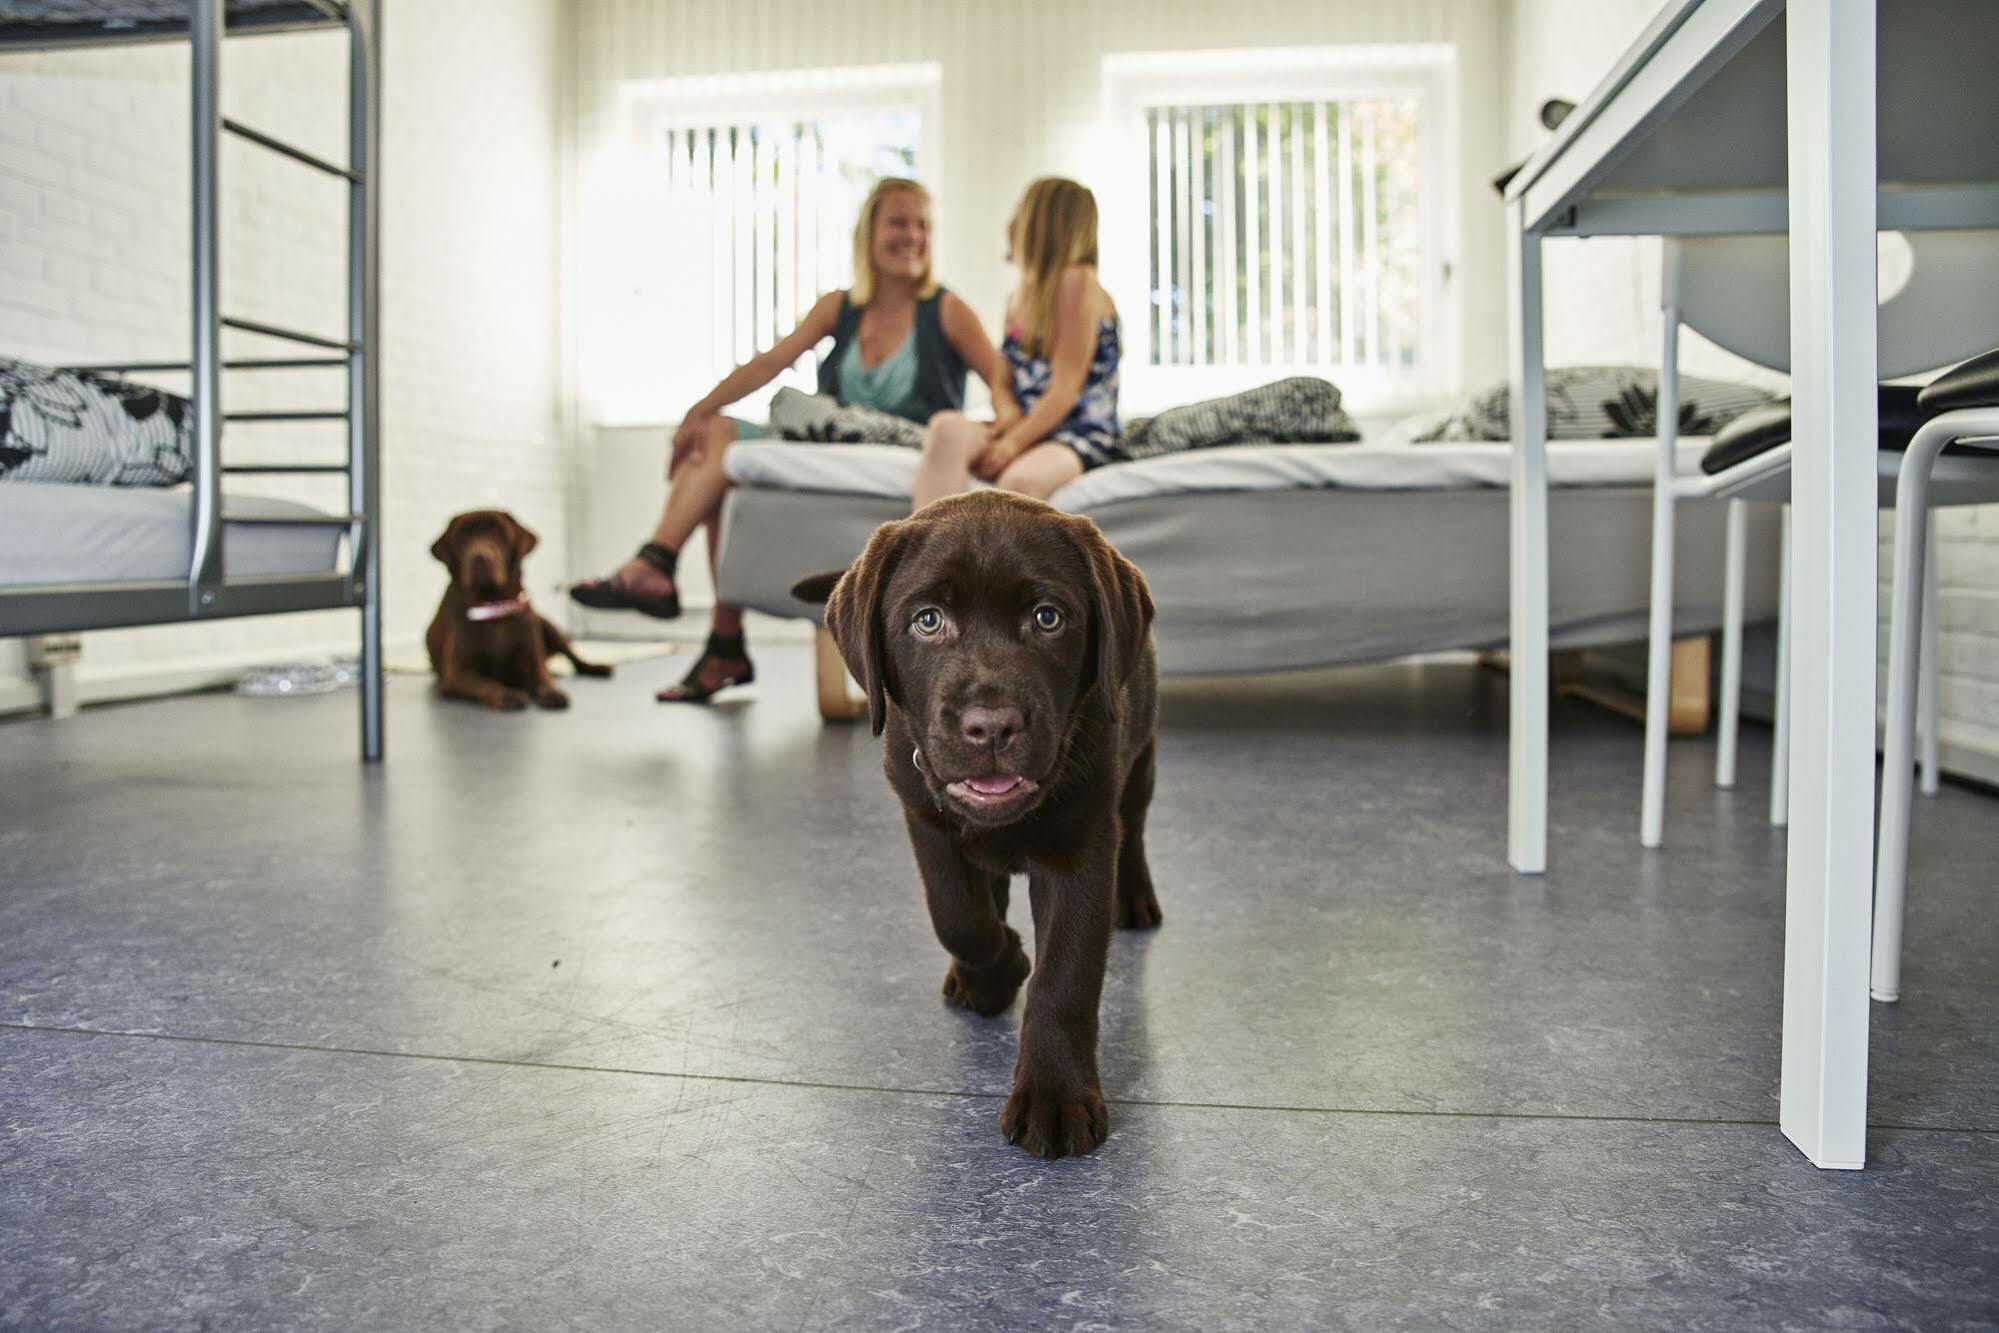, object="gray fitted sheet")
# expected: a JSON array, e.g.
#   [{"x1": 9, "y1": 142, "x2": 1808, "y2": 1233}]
[
  {"x1": 715, "y1": 483, "x2": 1781, "y2": 678},
  {"x1": 0, "y1": 483, "x2": 346, "y2": 587}
]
